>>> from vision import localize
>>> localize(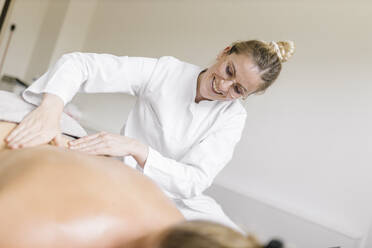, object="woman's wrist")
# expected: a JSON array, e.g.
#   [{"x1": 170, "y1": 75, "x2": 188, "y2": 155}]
[
  {"x1": 129, "y1": 139, "x2": 149, "y2": 169},
  {"x1": 40, "y1": 93, "x2": 64, "y2": 112}
]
